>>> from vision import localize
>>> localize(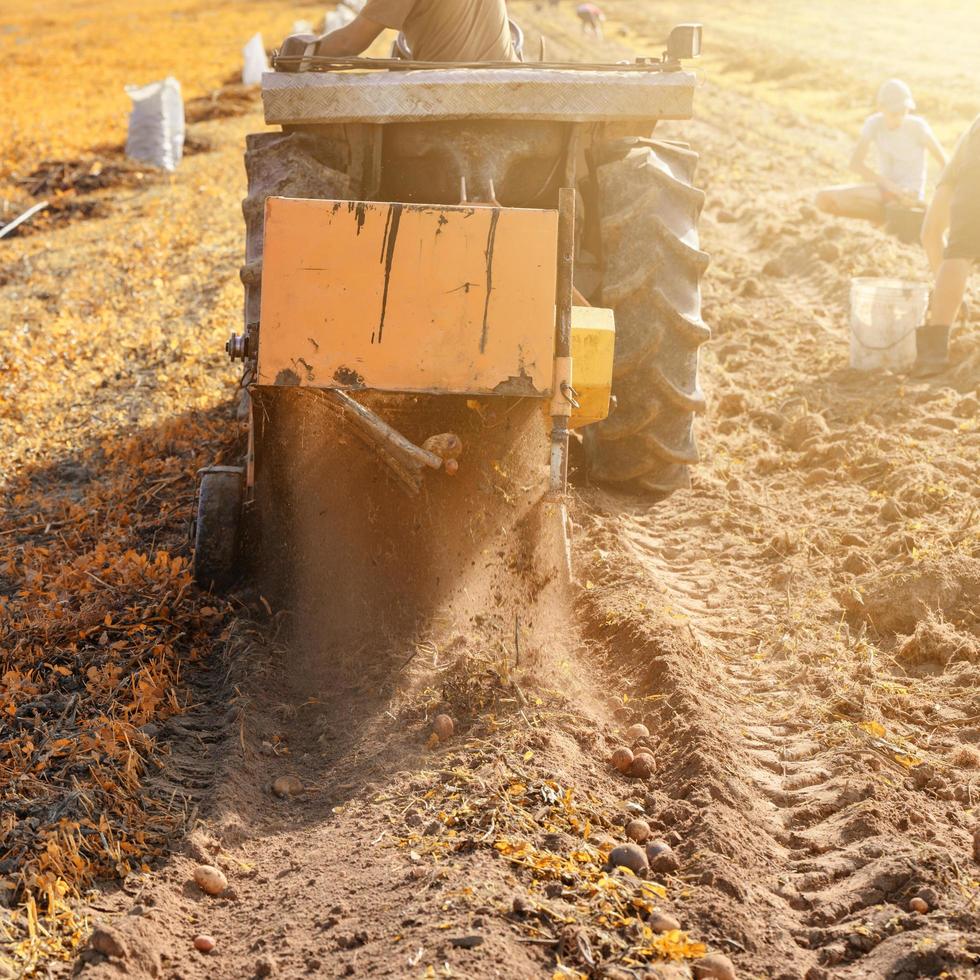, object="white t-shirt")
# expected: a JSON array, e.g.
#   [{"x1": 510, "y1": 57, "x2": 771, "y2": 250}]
[{"x1": 860, "y1": 113, "x2": 935, "y2": 199}]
